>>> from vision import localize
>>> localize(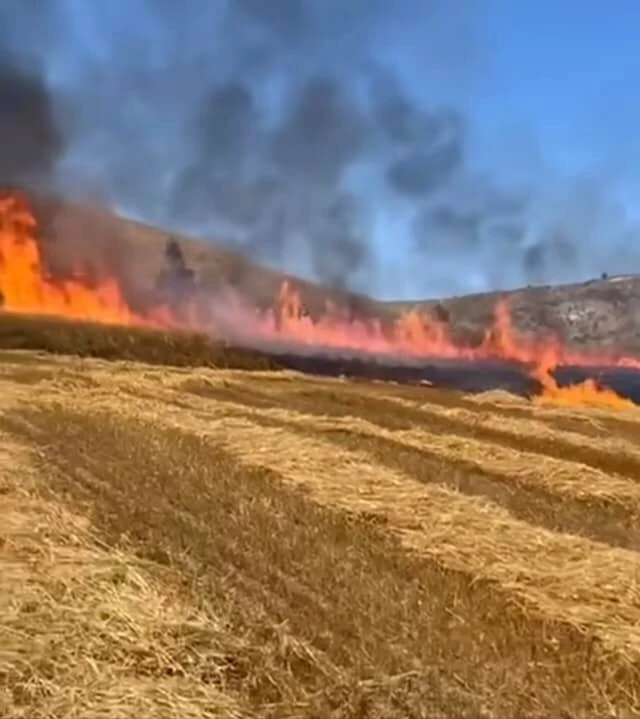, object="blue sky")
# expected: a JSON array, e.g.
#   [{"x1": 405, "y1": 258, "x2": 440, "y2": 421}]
[
  {"x1": 477, "y1": 2, "x2": 640, "y2": 178},
  {"x1": 19, "y1": 1, "x2": 640, "y2": 299},
  {"x1": 374, "y1": 1, "x2": 640, "y2": 297}
]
